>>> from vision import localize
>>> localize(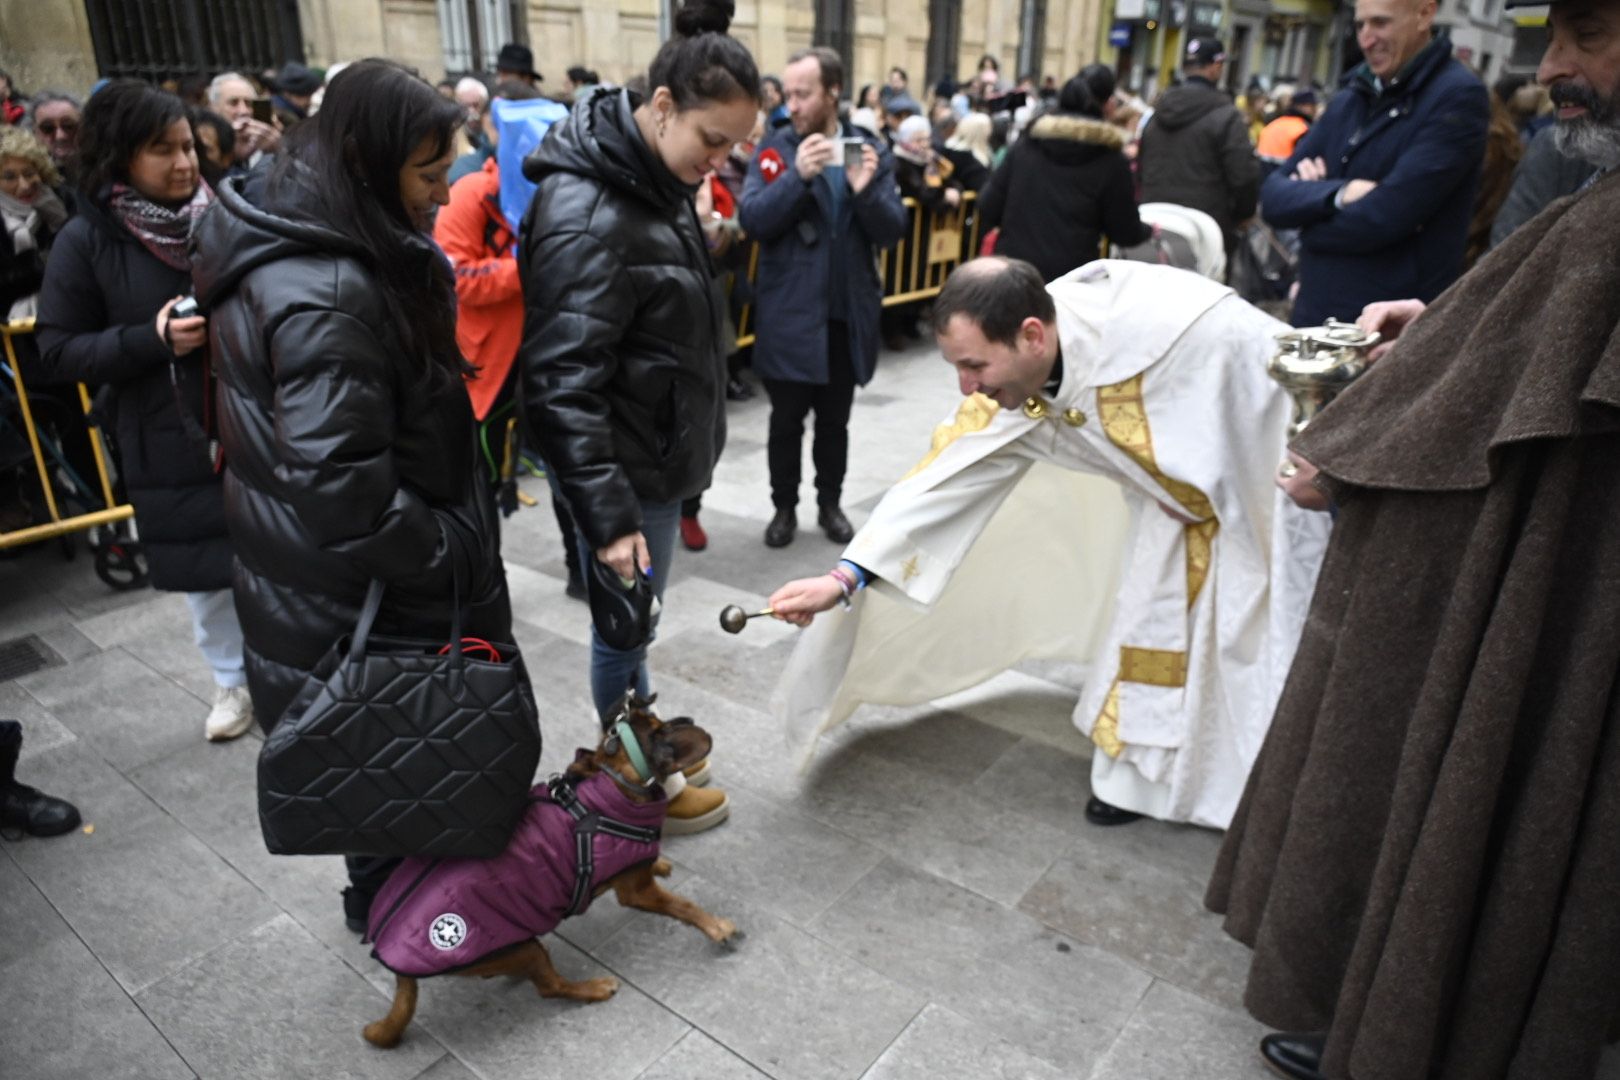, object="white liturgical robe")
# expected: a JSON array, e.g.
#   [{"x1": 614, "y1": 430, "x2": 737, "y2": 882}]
[{"x1": 772, "y1": 260, "x2": 1331, "y2": 828}]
